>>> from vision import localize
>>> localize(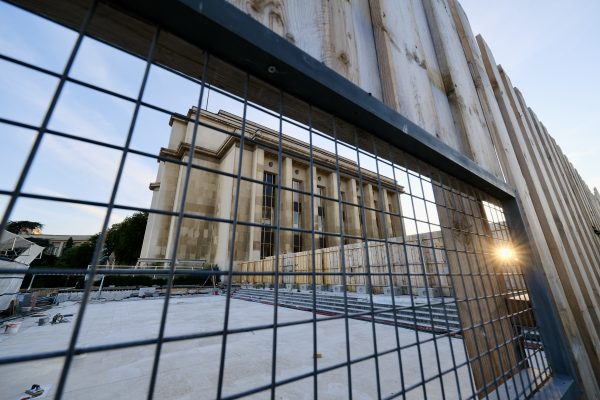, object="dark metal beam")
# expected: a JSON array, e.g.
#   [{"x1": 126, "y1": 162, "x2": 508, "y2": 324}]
[{"x1": 502, "y1": 197, "x2": 582, "y2": 397}]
